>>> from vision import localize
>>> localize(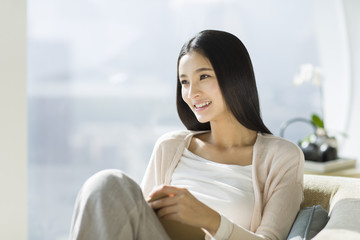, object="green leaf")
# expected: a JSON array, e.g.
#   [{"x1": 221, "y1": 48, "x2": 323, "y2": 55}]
[{"x1": 311, "y1": 114, "x2": 324, "y2": 129}]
